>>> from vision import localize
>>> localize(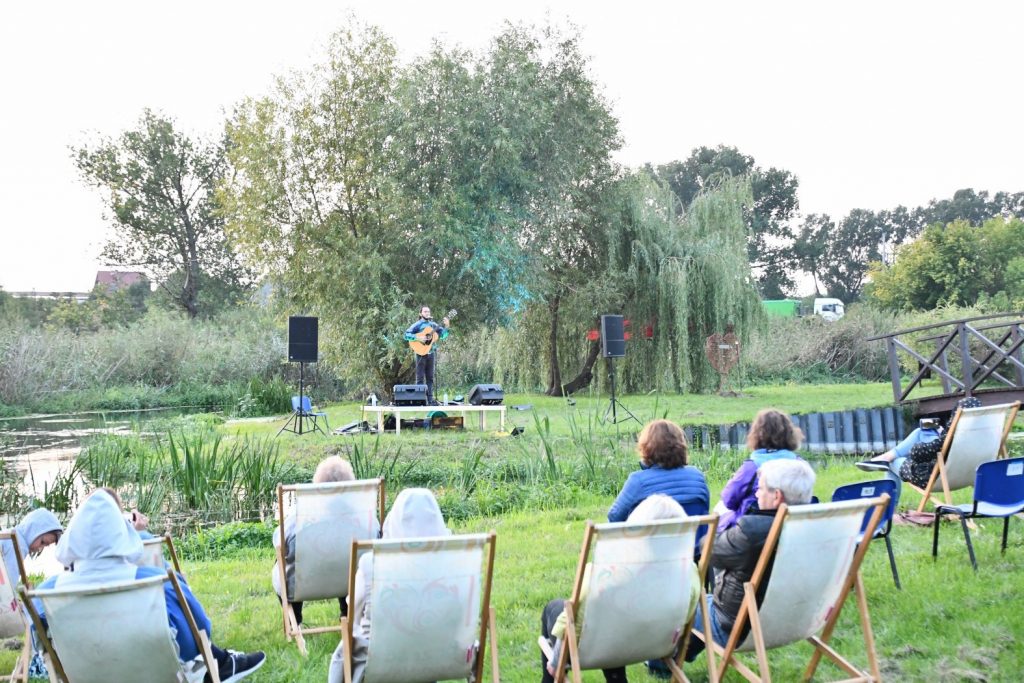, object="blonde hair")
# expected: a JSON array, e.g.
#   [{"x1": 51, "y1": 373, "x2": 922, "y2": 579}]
[
  {"x1": 627, "y1": 494, "x2": 686, "y2": 522},
  {"x1": 313, "y1": 456, "x2": 355, "y2": 484}
]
